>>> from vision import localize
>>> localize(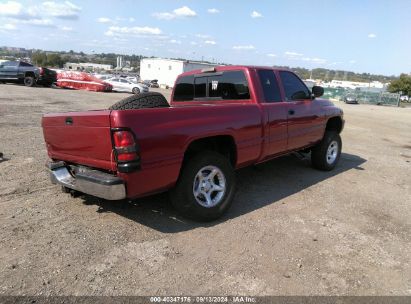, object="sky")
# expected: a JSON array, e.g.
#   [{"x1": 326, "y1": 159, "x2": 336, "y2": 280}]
[{"x1": 0, "y1": 0, "x2": 410, "y2": 76}]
